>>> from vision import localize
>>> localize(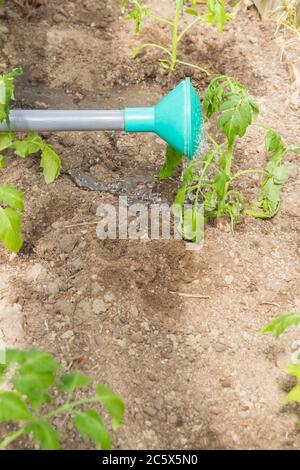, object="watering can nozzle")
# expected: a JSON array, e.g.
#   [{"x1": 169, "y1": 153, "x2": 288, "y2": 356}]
[
  {"x1": 125, "y1": 78, "x2": 203, "y2": 159},
  {"x1": 0, "y1": 79, "x2": 203, "y2": 160}
]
